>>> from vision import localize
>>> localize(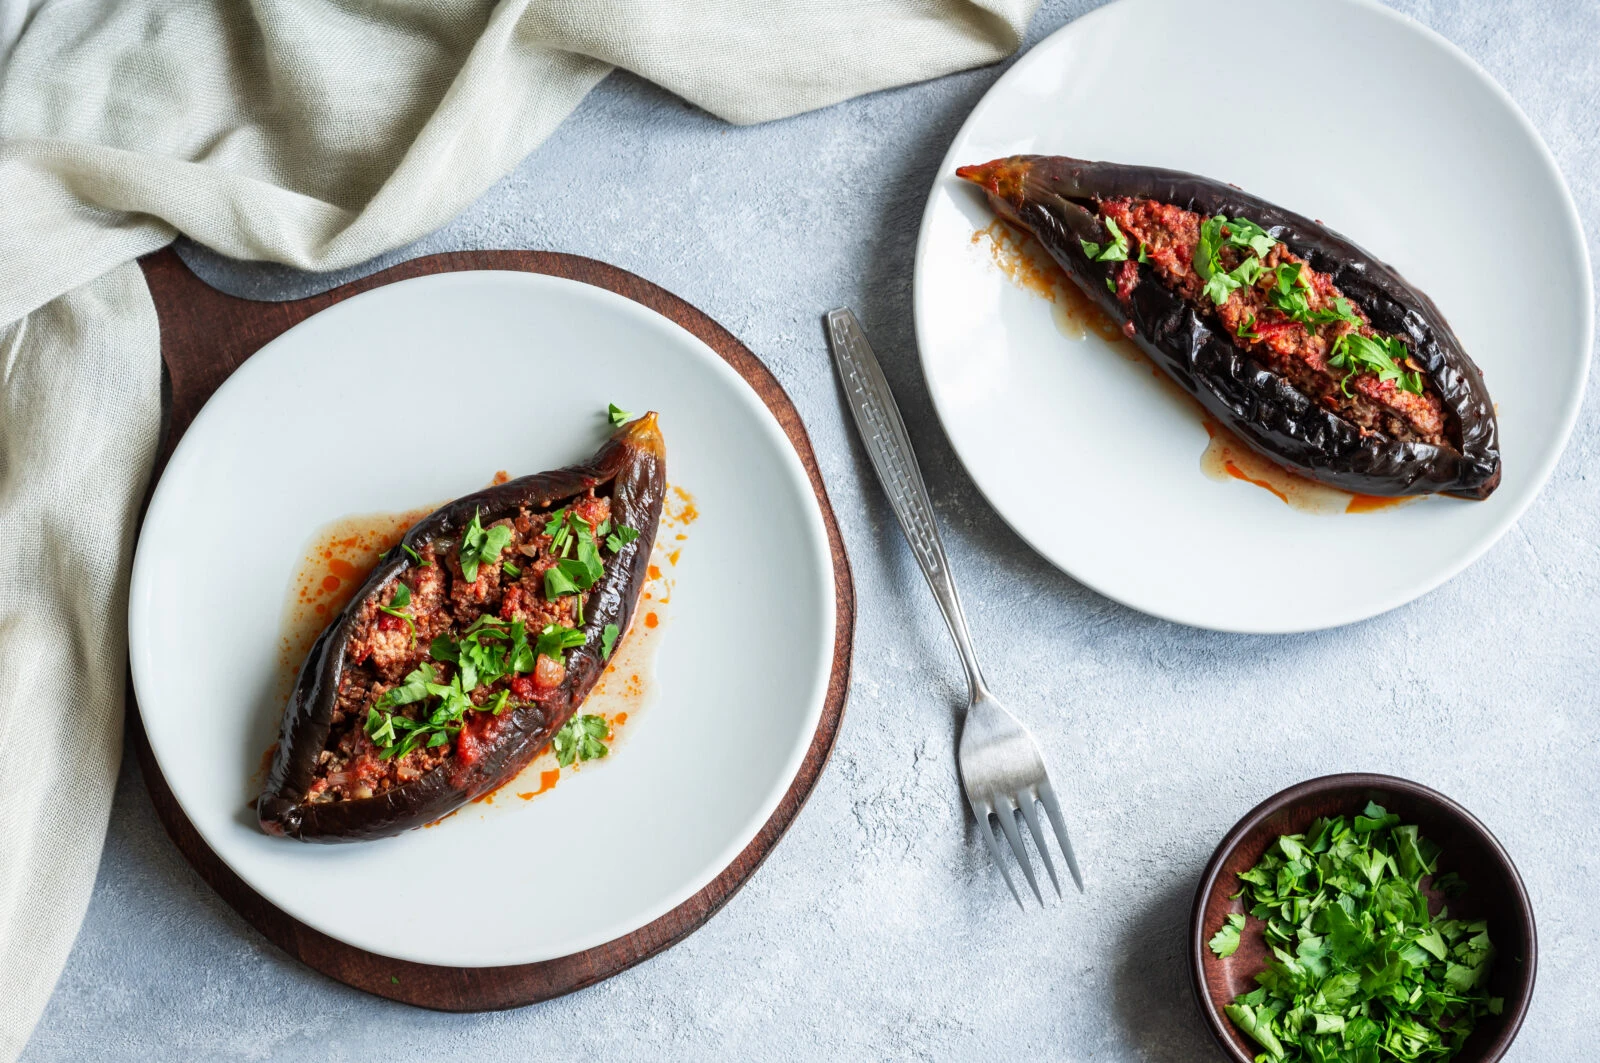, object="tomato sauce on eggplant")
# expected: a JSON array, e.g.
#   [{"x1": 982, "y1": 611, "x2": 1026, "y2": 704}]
[
  {"x1": 958, "y1": 155, "x2": 1500, "y2": 499},
  {"x1": 258, "y1": 414, "x2": 667, "y2": 841}
]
